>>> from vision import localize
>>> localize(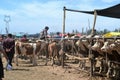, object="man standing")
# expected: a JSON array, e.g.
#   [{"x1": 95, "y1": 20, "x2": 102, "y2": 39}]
[
  {"x1": 39, "y1": 26, "x2": 49, "y2": 40},
  {"x1": 54, "y1": 32, "x2": 61, "y2": 38},
  {"x1": 0, "y1": 35, "x2": 8, "y2": 80},
  {"x1": 3, "y1": 33, "x2": 15, "y2": 70},
  {"x1": 20, "y1": 34, "x2": 28, "y2": 42},
  {"x1": 53, "y1": 32, "x2": 61, "y2": 42}
]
